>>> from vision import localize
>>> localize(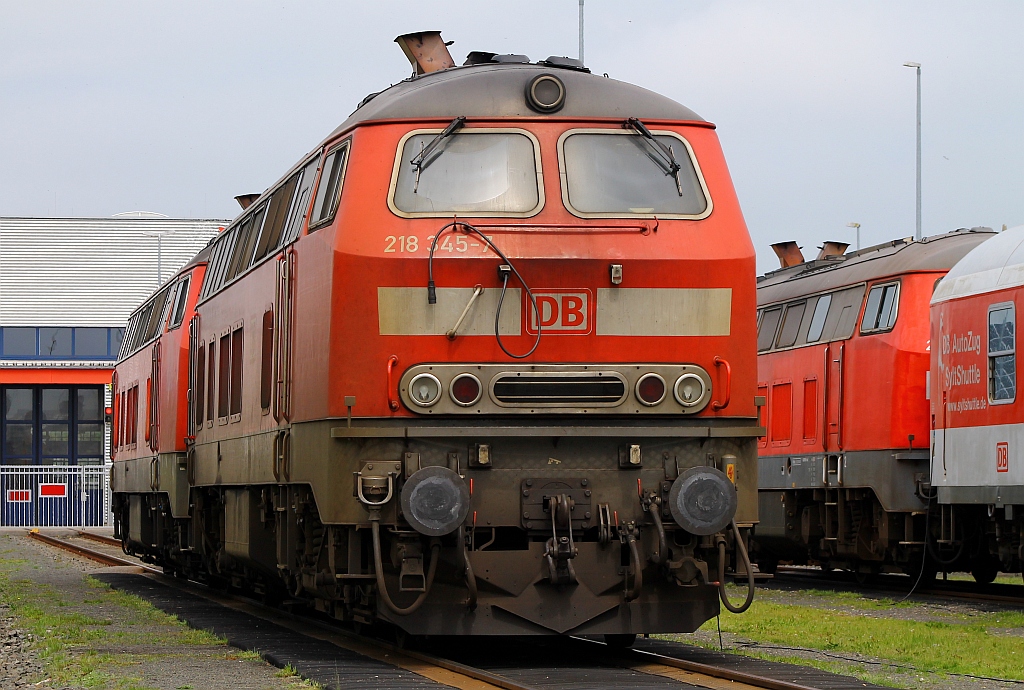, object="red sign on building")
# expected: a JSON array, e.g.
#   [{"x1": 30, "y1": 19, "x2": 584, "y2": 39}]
[{"x1": 6, "y1": 490, "x2": 31, "y2": 503}]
